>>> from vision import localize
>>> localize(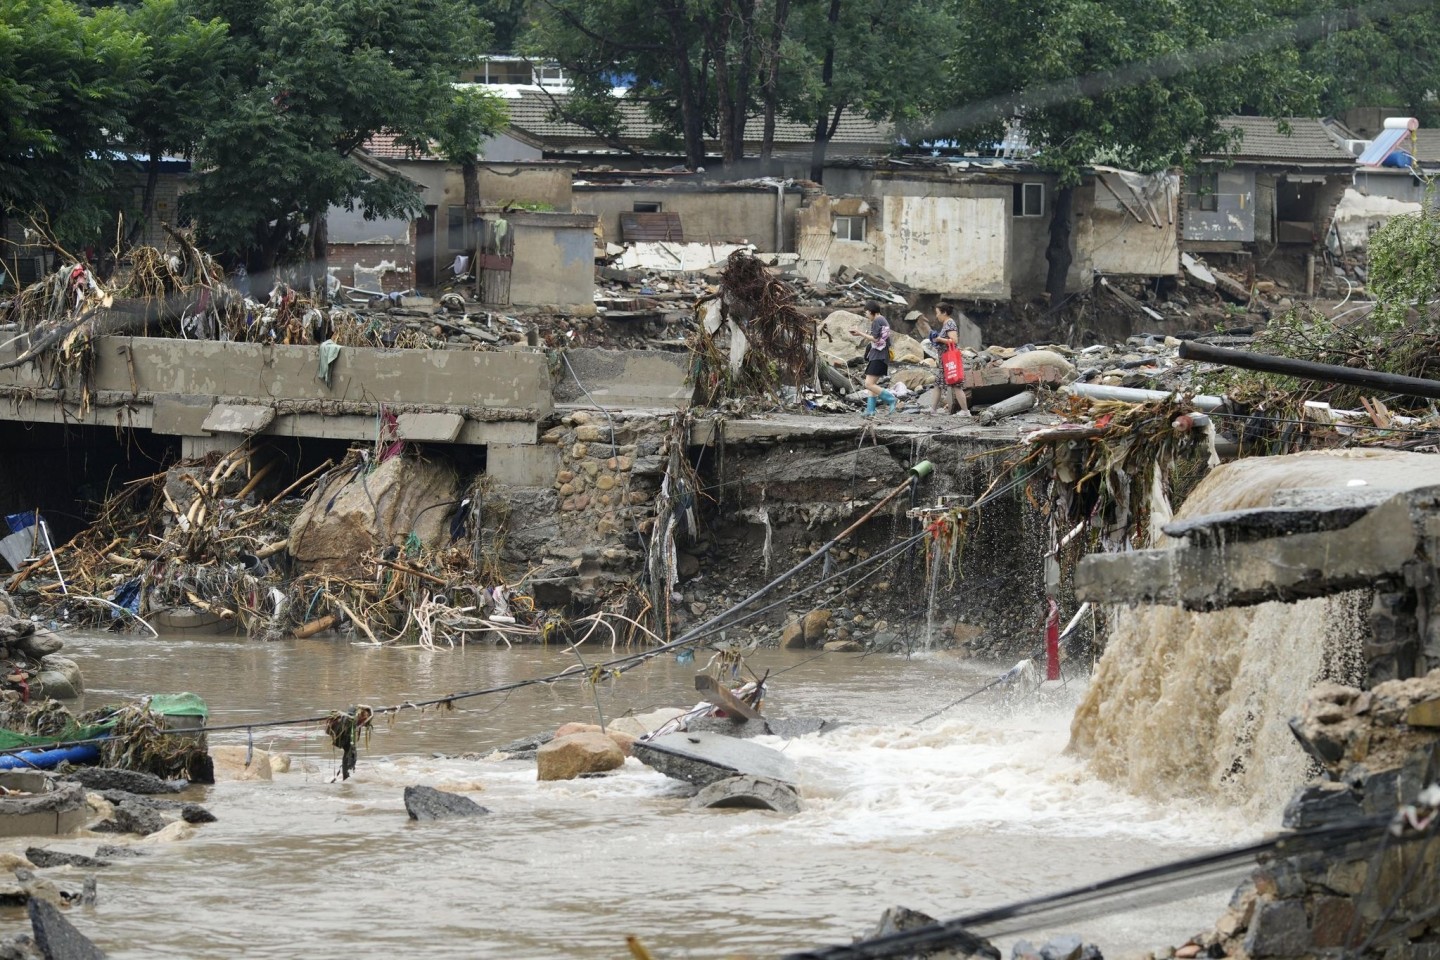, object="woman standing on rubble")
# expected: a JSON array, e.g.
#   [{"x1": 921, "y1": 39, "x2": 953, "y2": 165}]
[
  {"x1": 928, "y1": 302, "x2": 971, "y2": 417},
  {"x1": 852, "y1": 301, "x2": 897, "y2": 416}
]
